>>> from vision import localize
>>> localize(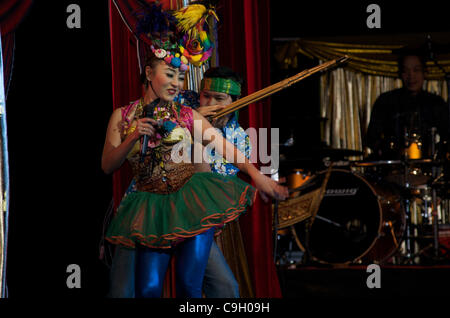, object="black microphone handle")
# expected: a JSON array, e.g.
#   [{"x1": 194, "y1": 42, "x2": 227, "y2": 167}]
[
  {"x1": 139, "y1": 98, "x2": 160, "y2": 162},
  {"x1": 140, "y1": 135, "x2": 150, "y2": 163}
]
